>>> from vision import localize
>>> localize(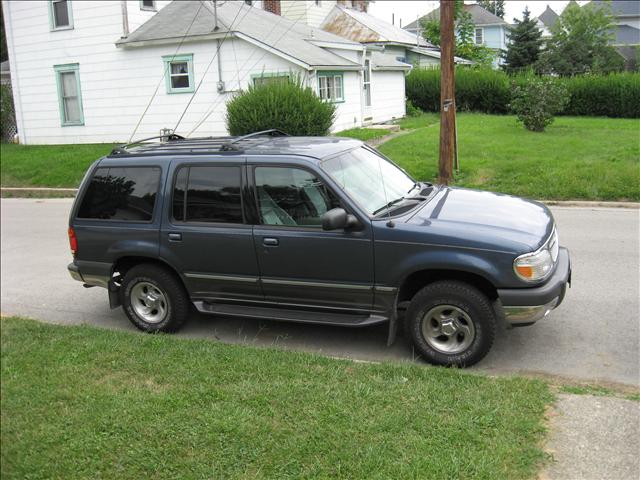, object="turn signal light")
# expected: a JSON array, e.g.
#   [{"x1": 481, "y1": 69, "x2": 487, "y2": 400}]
[
  {"x1": 515, "y1": 265, "x2": 533, "y2": 279},
  {"x1": 68, "y1": 227, "x2": 78, "y2": 256}
]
